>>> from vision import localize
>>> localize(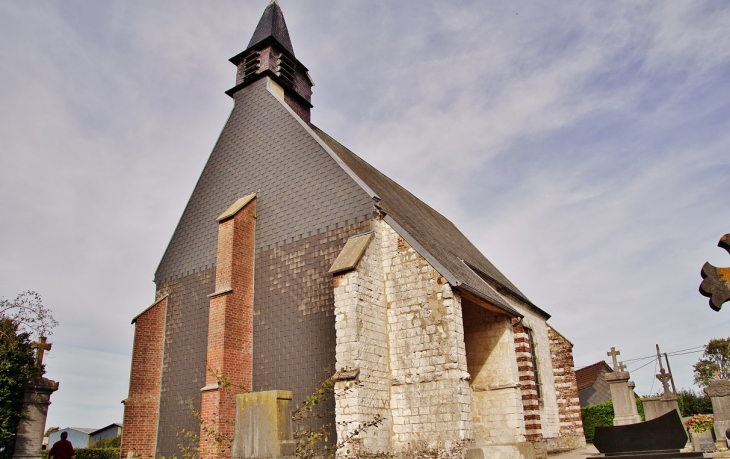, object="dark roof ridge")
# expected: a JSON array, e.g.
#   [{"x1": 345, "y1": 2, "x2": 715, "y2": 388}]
[{"x1": 308, "y1": 124, "x2": 538, "y2": 315}]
